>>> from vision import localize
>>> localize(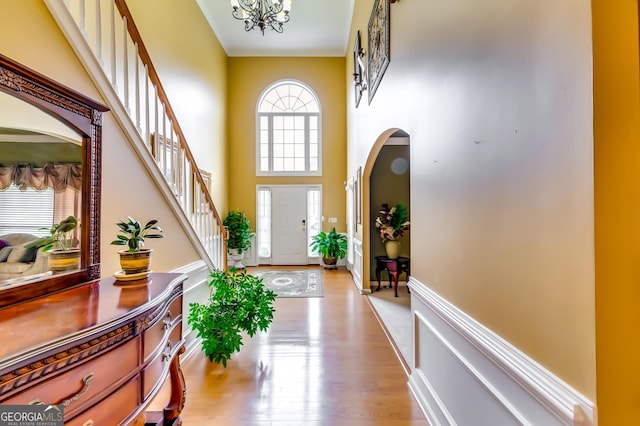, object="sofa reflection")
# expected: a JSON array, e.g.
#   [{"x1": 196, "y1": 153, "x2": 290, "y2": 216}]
[{"x1": 0, "y1": 233, "x2": 49, "y2": 281}]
